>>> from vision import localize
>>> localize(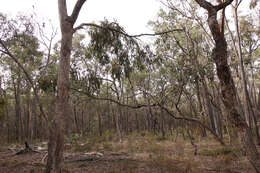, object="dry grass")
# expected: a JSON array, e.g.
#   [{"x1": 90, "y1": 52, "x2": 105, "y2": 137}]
[{"x1": 0, "y1": 133, "x2": 257, "y2": 173}]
